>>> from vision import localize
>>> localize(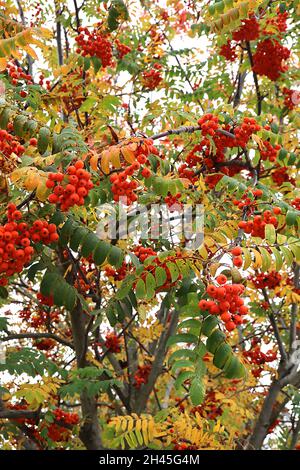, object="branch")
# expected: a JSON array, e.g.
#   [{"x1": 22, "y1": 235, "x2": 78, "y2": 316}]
[
  {"x1": 245, "y1": 41, "x2": 263, "y2": 116},
  {"x1": 1, "y1": 332, "x2": 73, "y2": 349}
]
